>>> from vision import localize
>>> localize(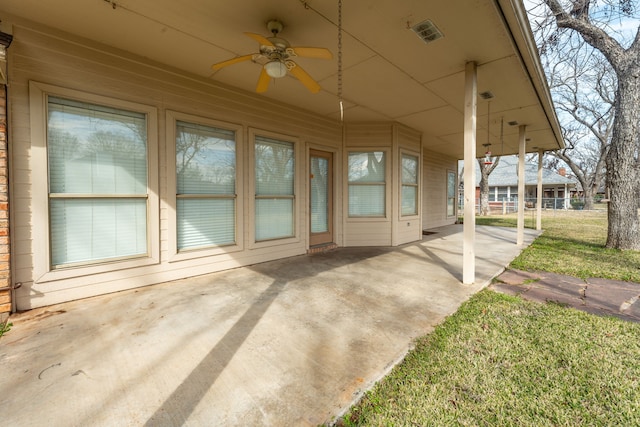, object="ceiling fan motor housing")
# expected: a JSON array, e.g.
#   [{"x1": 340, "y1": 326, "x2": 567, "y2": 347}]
[
  {"x1": 267, "y1": 20, "x2": 284, "y2": 35},
  {"x1": 267, "y1": 37, "x2": 290, "y2": 50},
  {"x1": 265, "y1": 21, "x2": 289, "y2": 50}
]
